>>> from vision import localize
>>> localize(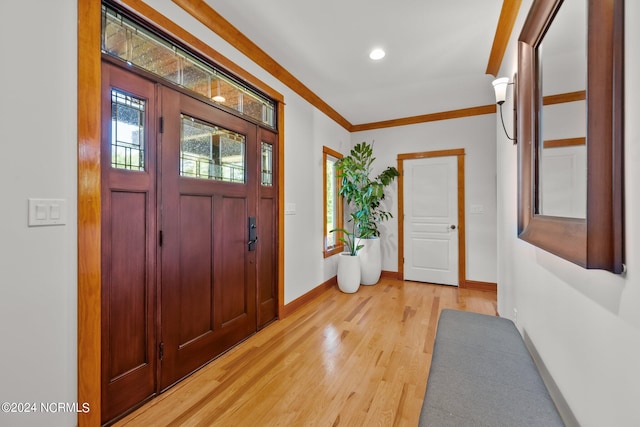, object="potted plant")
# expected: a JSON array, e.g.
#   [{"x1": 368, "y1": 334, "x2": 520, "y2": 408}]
[
  {"x1": 331, "y1": 213, "x2": 366, "y2": 293},
  {"x1": 334, "y1": 142, "x2": 399, "y2": 285}
]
